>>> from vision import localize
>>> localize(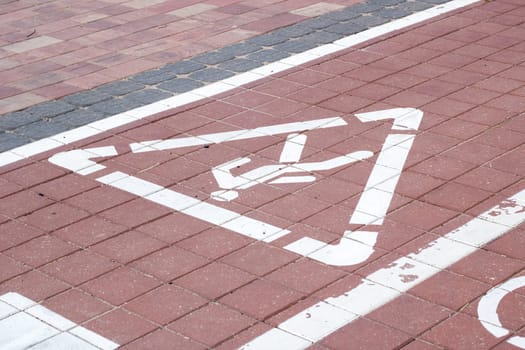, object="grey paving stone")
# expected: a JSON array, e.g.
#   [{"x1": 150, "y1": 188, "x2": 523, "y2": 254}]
[
  {"x1": 398, "y1": 1, "x2": 433, "y2": 11},
  {"x1": 351, "y1": 14, "x2": 390, "y2": 28},
  {"x1": 158, "y1": 78, "x2": 204, "y2": 93},
  {"x1": 246, "y1": 33, "x2": 288, "y2": 46},
  {"x1": 302, "y1": 17, "x2": 338, "y2": 30},
  {"x1": 343, "y1": 2, "x2": 383, "y2": 14},
  {"x1": 0, "y1": 132, "x2": 31, "y2": 152},
  {"x1": 272, "y1": 24, "x2": 314, "y2": 39},
  {"x1": 368, "y1": 0, "x2": 405, "y2": 6},
  {"x1": 420, "y1": 0, "x2": 449, "y2": 4},
  {"x1": 125, "y1": 88, "x2": 172, "y2": 104},
  {"x1": 377, "y1": 7, "x2": 412, "y2": 19},
  {"x1": 302, "y1": 31, "x2": 343, "y2": 44},
  {"x1": 62, "y1": 90, "x2": 112, "y2": 107},
  {"x1": 13, "y1": 120, "x2": 69, "y2": 140},
  {"x1": 188, "y1": 68, "x2": 235, "y2": 82},
  {"x1": 219, "y1": 42, "x2": 261, "y2": 56},
  {"x1": 25, "y1": 100, "x2": 75, "y2": 119},
  {"x1": 194, "y1": 51, "x2": 236, "y2": 65},
  {"x1": 274, "y1": 40, "x2": 318, "y2": 53},
  {"x1": 130, "y1": 69, "x2": 178, "y2": 85},
  {"x1": 0, "y1": 111, "x2": 42, "y2": 131},
  {"x1": 246, "y1": 49, "x2": 290, "y2": 63},
  {"x1": 325, "y1": 21, "x2": 367, "y2": 35},
  {"x1": 324, "y1": 7, "x2": 363, "y2": 21},
  {"x1": 218, "y1": 58, "x2": 260, "y2": 73},
  {"x1": 98, "y1": 80, "x2": 145, "y2": 96},
  {"x1": 164, "y1": 60, "x2": 206, "y2": 75},
  {"x1": 89, "y1": 98, "x2": 143, "y2": 115},
  {"x1": 53, "y1": 109, "x2": 105, "y2": 127}
]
